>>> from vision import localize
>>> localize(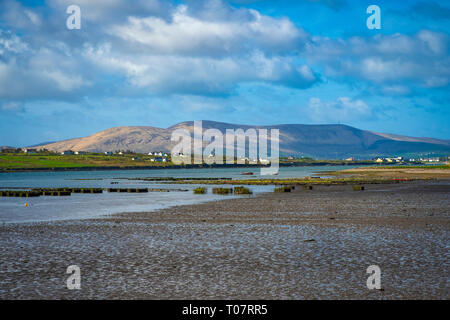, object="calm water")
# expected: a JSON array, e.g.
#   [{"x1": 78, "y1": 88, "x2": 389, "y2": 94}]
[{"x1": 0, "y1": 165, "x2": 357, "y2": 223}]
